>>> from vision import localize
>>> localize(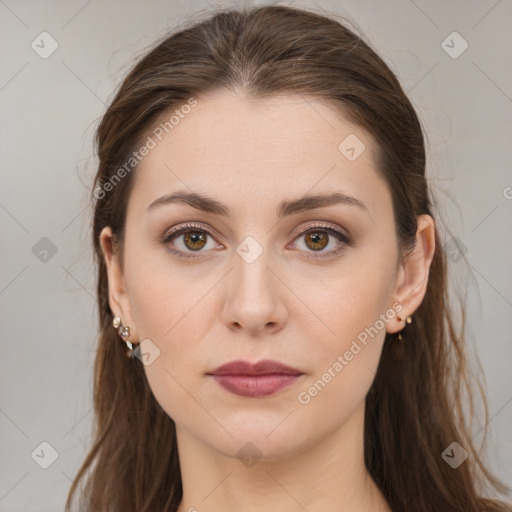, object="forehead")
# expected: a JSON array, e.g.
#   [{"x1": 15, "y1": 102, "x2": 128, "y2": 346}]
[
  {"x1": 147, "y1": 91, "x2": 376, "y2": 164},
  {"x1": 130, "y1": 90, "x2": 389, "y2": 220}
]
